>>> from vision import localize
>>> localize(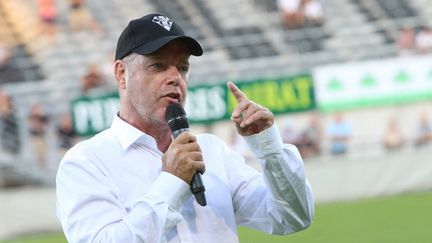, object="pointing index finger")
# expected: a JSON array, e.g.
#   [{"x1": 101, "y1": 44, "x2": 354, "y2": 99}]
[{"x1": 227, "y1": 81, "x2": 247, "y2": 102}]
